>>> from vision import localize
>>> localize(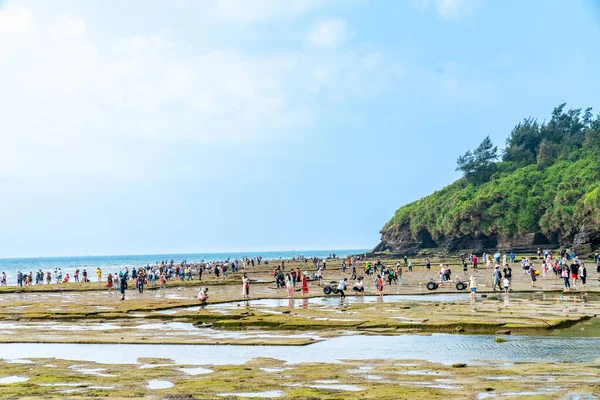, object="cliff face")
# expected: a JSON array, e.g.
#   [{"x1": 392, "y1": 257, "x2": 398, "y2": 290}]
[{"x1": 377, "y1": 225, "x2": 598, "y2": 255}]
